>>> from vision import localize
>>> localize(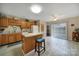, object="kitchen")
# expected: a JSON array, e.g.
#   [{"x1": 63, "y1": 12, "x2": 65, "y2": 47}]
[
  {"x1": 0, "y1": 13, "x2": 45, "y2": 55},
  {"x1": 1, "y1": 3, "x2": 79, "y2": 56}
]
